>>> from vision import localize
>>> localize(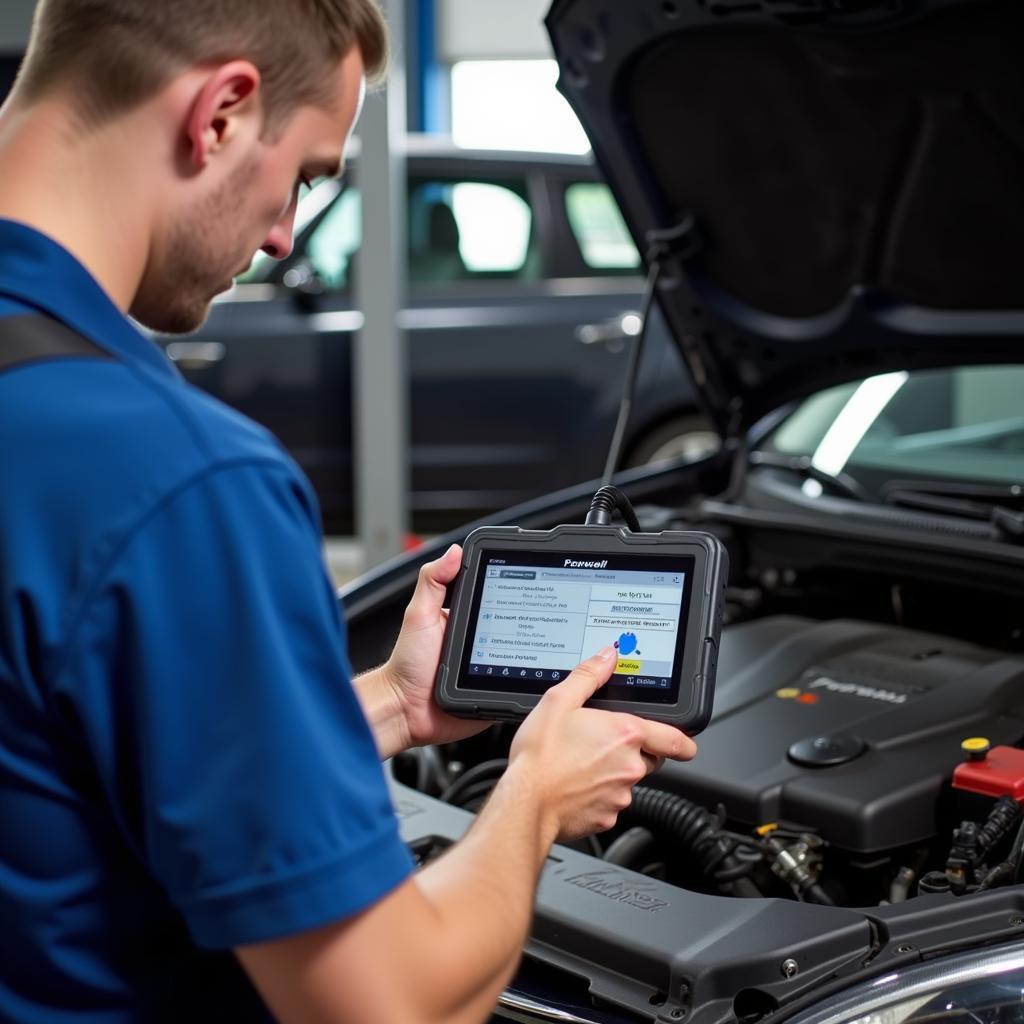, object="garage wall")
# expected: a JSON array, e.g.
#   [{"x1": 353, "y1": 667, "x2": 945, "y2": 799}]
[
  {"x1": 3, "y1": 1, "x2": 554, "y2": 62},
  {"x1": 0, "y1": 1, "x2": 33, "y2": 52},
  {"x1": 1, "y1": 1, "x2": 560, "y2": 114},
  {"x1": 437, "y1": 0, "x2": 551, "y2": 62},
  {"x1": 0, "y1": 0, "x2": 33, "y2": 102},
  {"x1": 3, "y1": 0, "x2": 556, "y2": 63}
]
